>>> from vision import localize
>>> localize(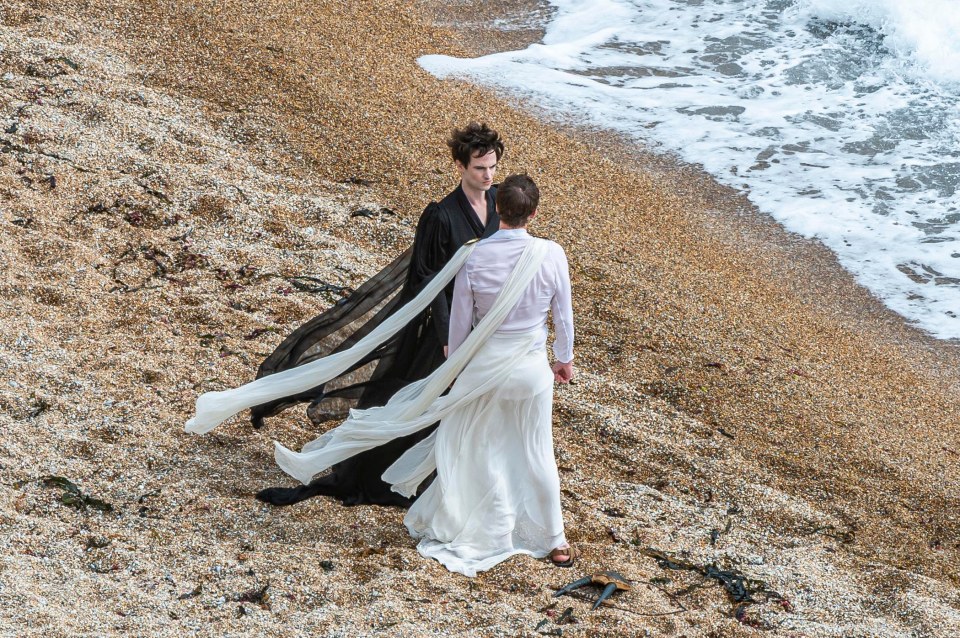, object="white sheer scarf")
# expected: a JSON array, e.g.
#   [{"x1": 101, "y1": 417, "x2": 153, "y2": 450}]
[
  {"x1": 272, "y1": 238, "x2": 549, "y2": 485},
  {"x1": 185, "y1": 239, "x2": 550, "y2": 489},
  {"x1": 184, "y1": 241, "x2": 481, "y2": 434}
]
